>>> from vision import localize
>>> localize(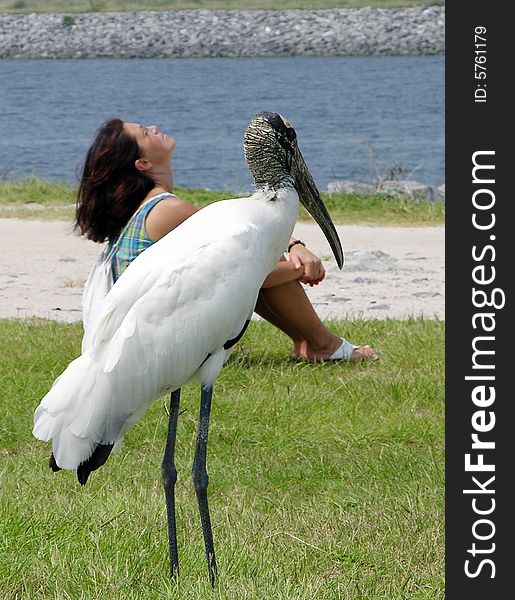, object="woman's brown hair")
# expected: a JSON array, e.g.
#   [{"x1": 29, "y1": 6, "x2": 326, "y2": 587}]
[{"x1": 75, "y1": 118, "x2": 155, "y2": 243}]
